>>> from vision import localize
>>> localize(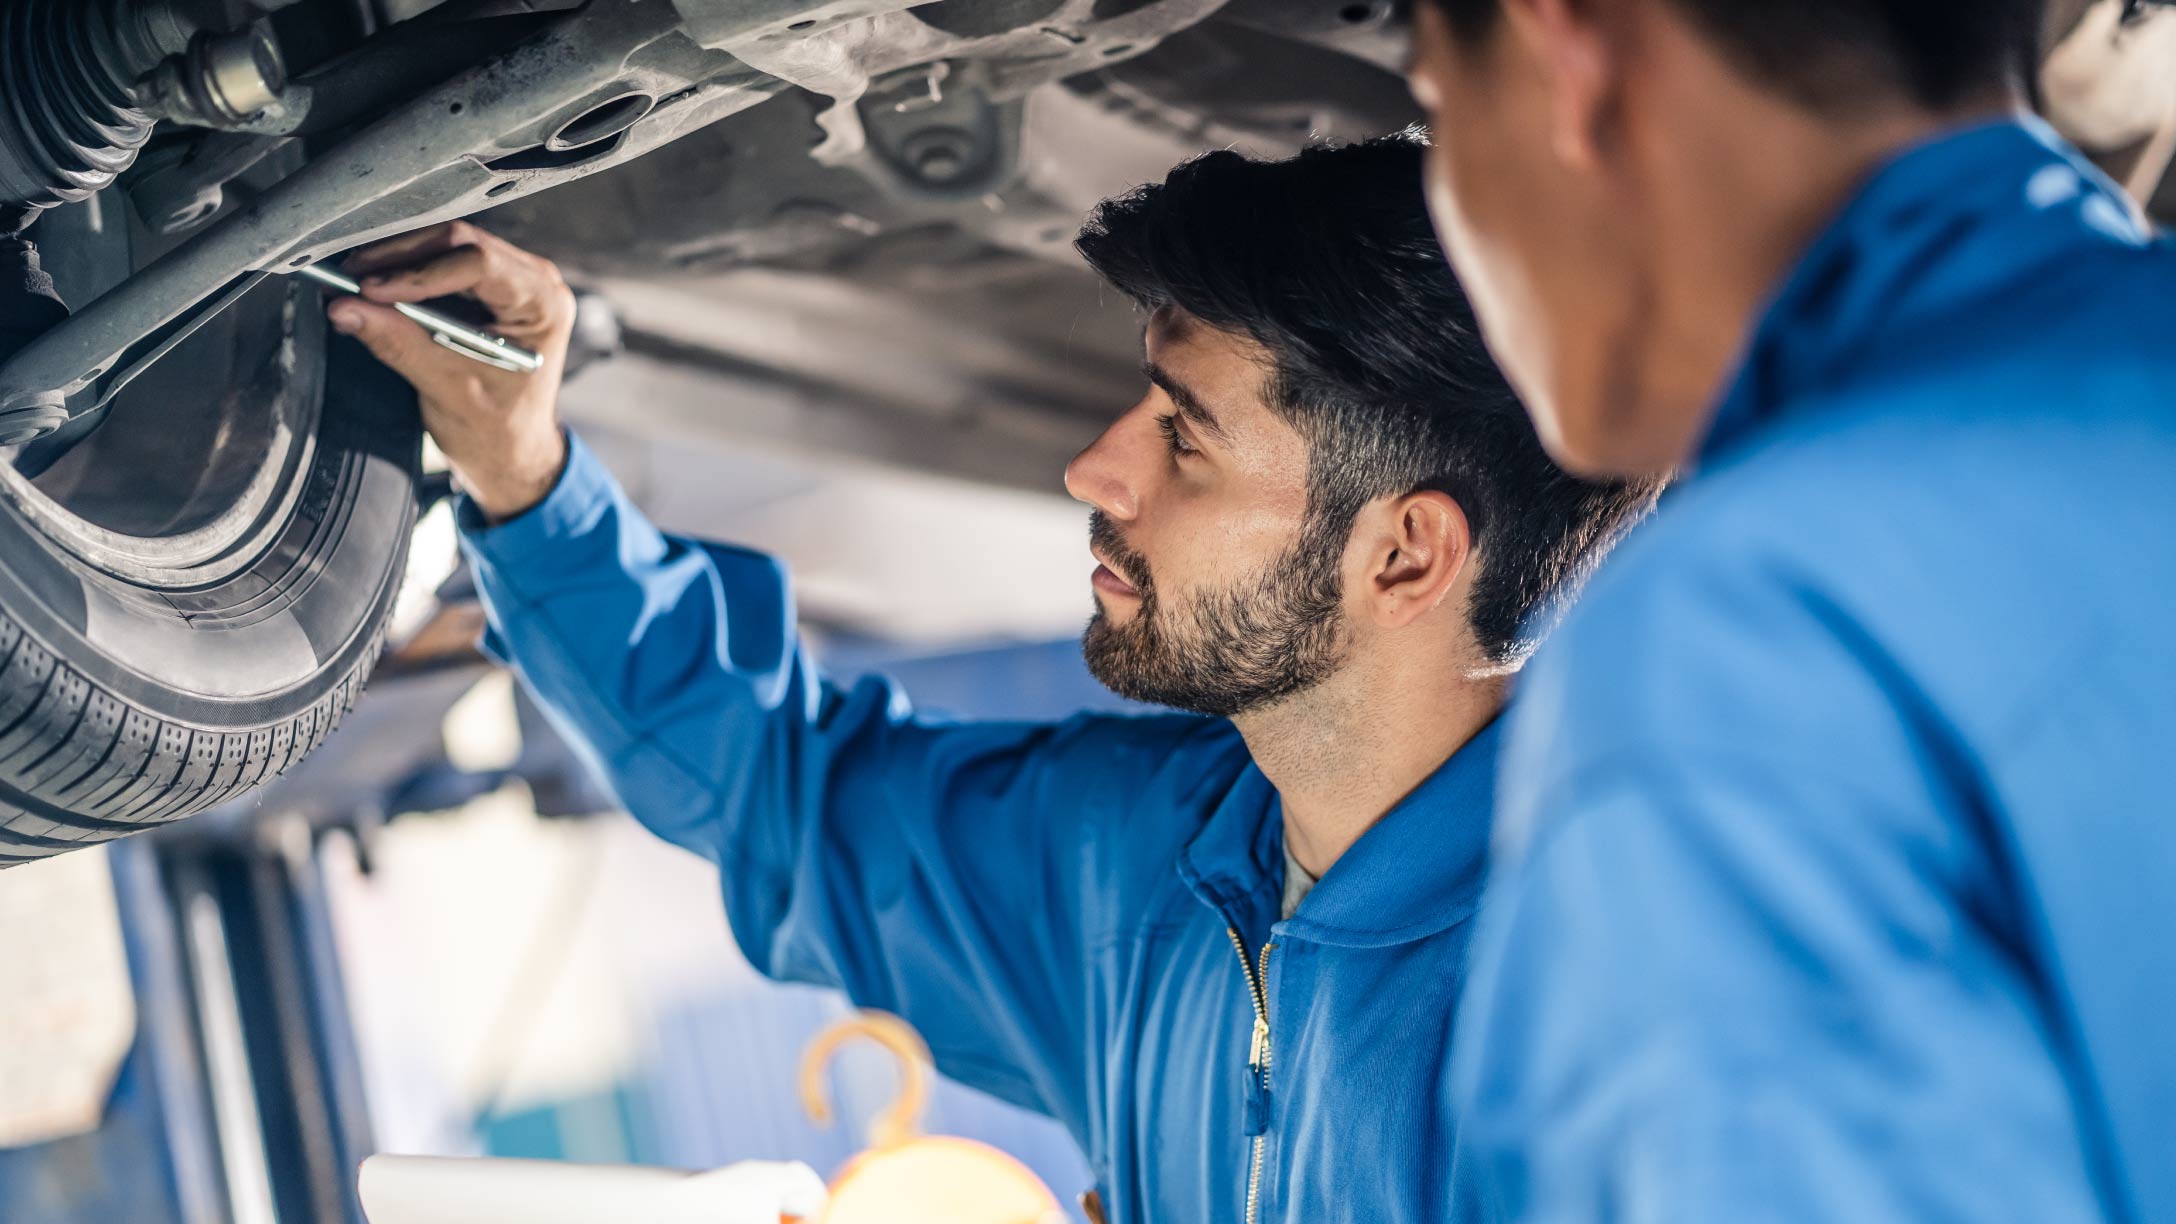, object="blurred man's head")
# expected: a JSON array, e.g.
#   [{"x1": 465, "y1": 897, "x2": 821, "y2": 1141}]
[
  {"x1": 1064, "y1": 135, "x2": 1658, "y2": 719},
  {"x1": 1406, "y1": 0, "x2": 2041, "y2": 476}
]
